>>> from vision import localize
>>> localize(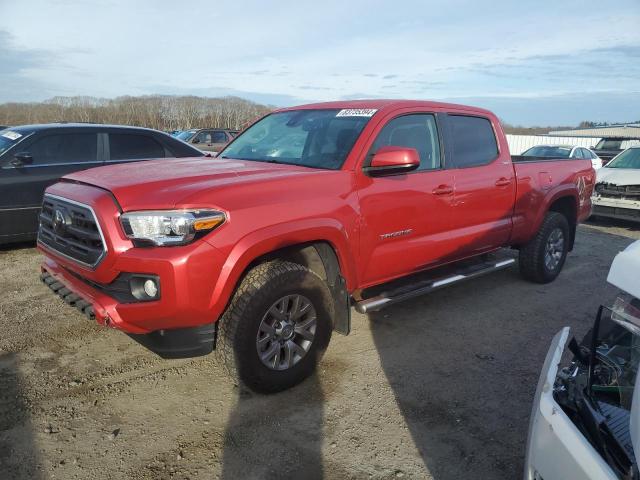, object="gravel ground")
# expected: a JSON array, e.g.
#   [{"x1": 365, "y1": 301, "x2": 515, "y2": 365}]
[{"x1": 1, "y1": 218, "x2": 639, "y2": 480}]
